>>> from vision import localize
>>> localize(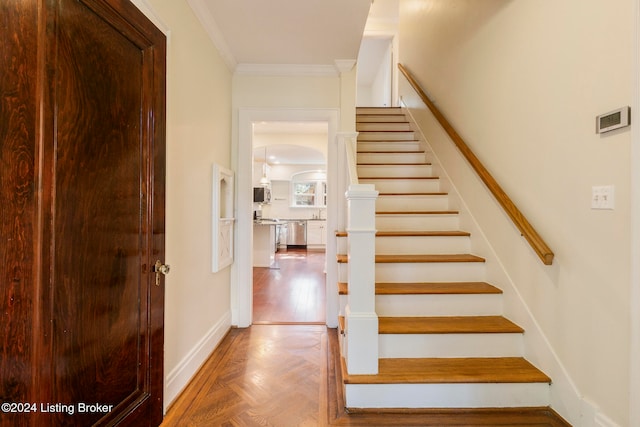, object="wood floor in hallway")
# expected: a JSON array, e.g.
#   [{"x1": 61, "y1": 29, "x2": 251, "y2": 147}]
[
  {"x1": 252, "y1": 248, "x2": 326, "y2": 324},
  {"x1": 161, "y1": 325, "x2": 570, "y2": 426},
  {"x1": 161, "y1": 249, "x2": 570, "y2": 426}
]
